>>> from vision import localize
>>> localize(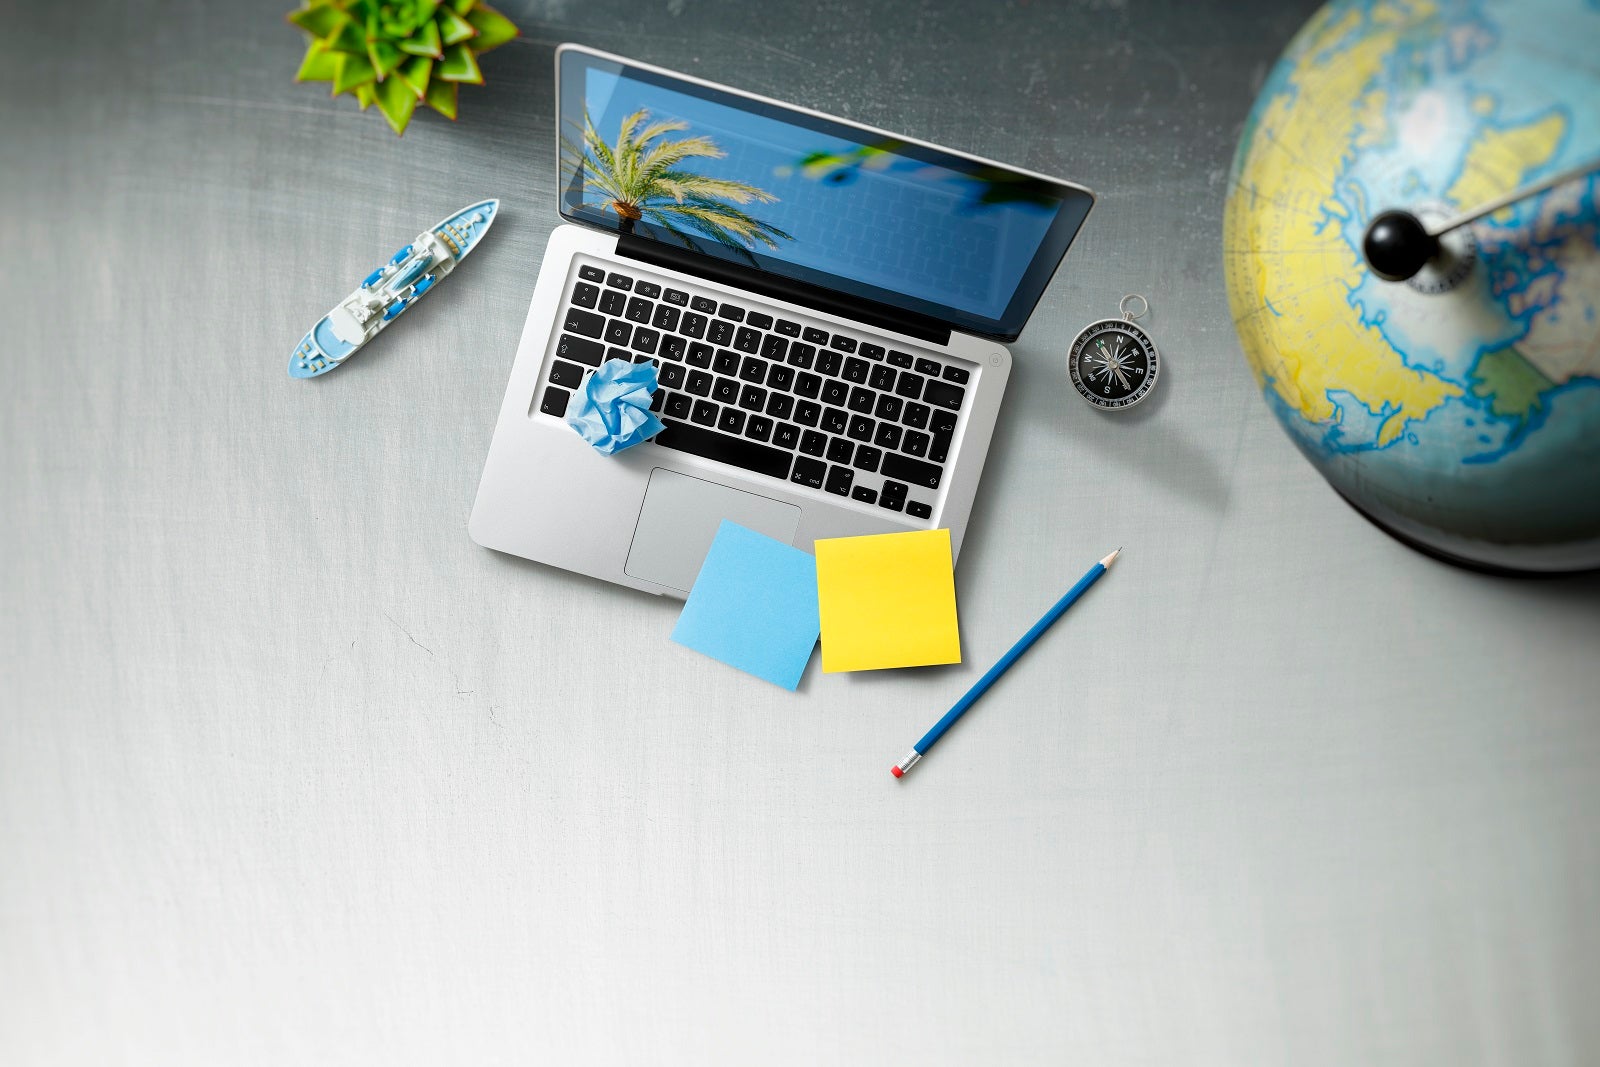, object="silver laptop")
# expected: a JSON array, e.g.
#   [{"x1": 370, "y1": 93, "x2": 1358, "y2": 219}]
[{"x1": 470, "y1": 44, "x2": 1094, "y2": 596}]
